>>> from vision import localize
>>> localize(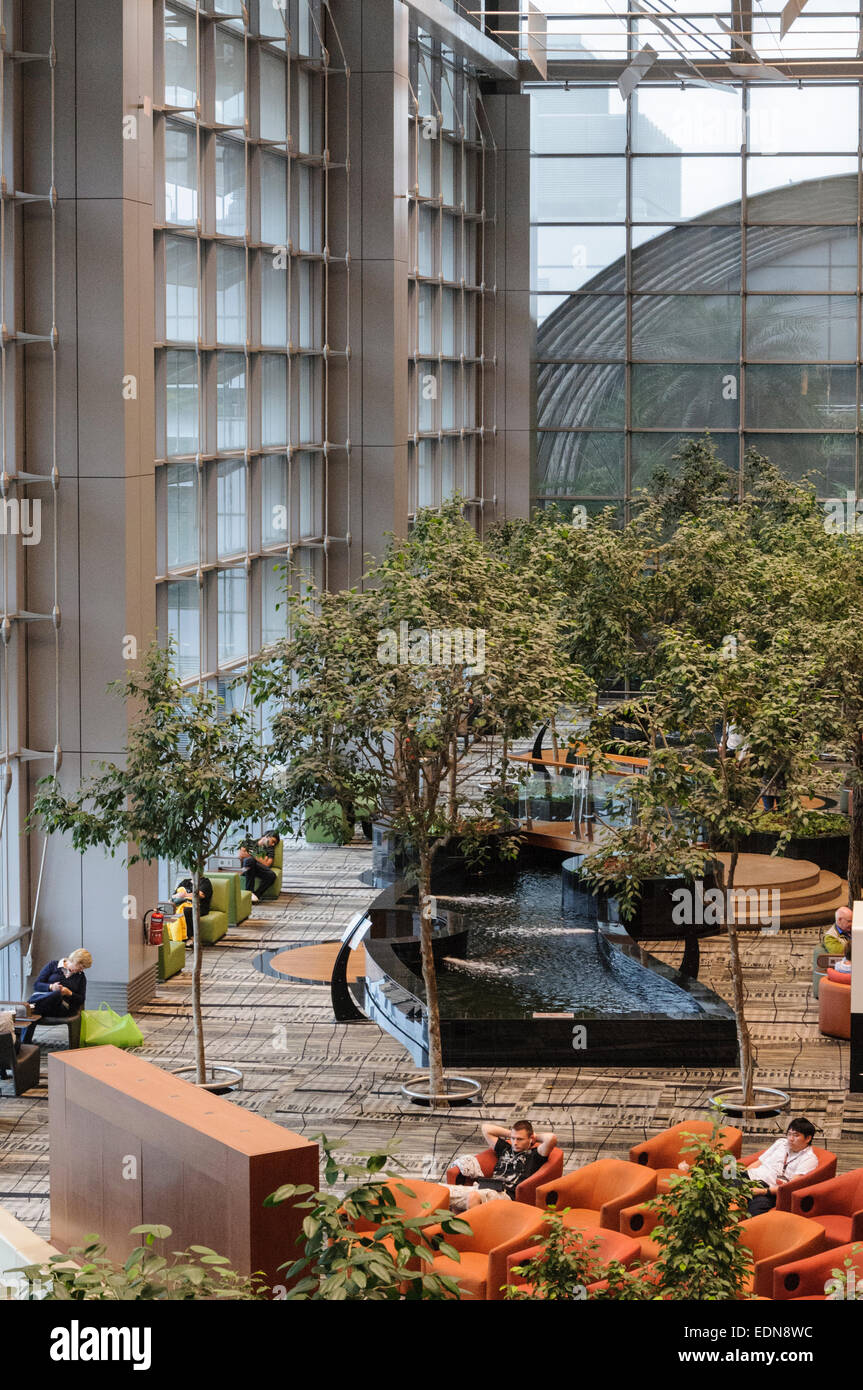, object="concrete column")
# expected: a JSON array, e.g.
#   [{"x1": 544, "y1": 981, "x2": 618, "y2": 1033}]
[{"x1": 21, "y1": 0, "x2": 157, "y2": 1011}]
